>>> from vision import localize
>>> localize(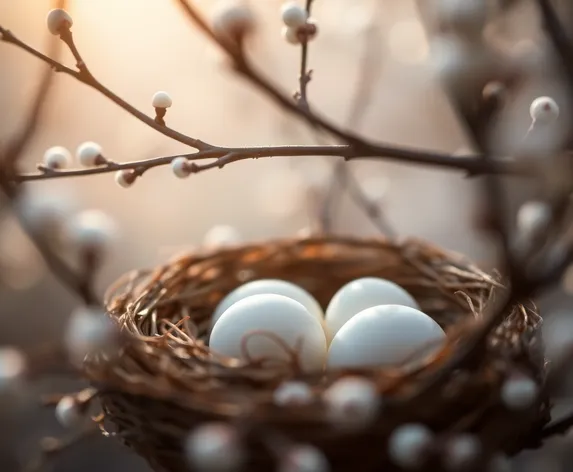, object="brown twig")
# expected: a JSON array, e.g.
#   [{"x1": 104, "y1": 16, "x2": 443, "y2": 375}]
[{"x1": 0, "y1": 25, "x2": 210, "y2": 151}]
